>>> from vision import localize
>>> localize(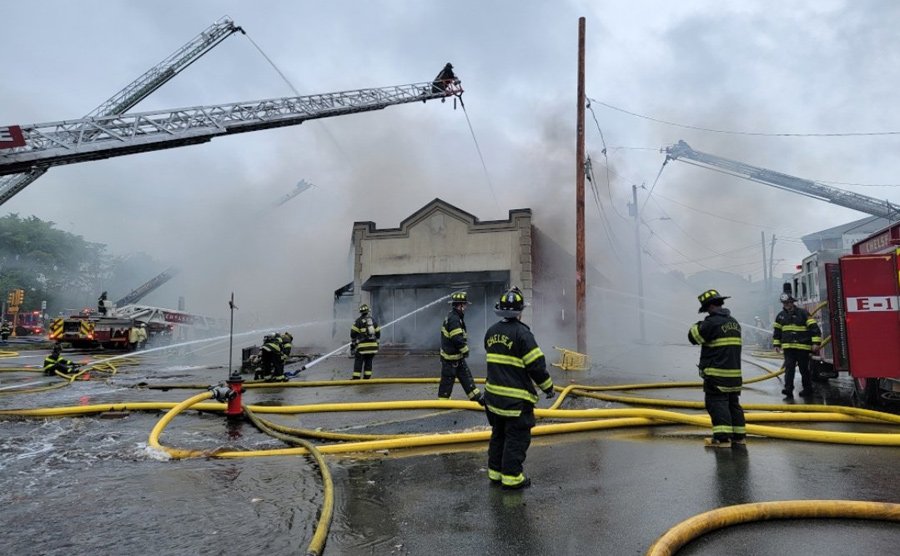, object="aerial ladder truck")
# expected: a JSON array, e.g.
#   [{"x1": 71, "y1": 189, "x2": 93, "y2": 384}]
[
  {"x1": 663, "y1": 140, "x2": 900, "y2": 220},
  {"x1": 0, "y1": 16, "x2": 244, "y2": 206},
  {"x1": 113, "y1": 266, "x2": 181, "y2": 308},
  {"x1": 663, "y1": 140, "x2": 900, "y2": 405},
  {"x1": 0, "y1": 66, "x2": 463, "y2": 184}
]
